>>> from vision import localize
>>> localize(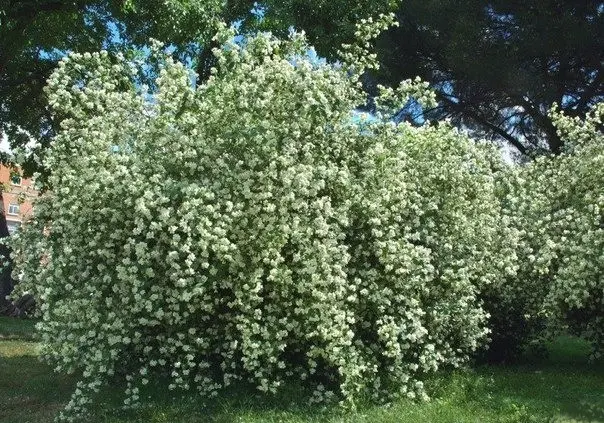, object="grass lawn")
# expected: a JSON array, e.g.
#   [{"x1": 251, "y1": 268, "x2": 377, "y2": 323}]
[{"x1": 1, "y1": 316, "x2": 603, "y2": 423}]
